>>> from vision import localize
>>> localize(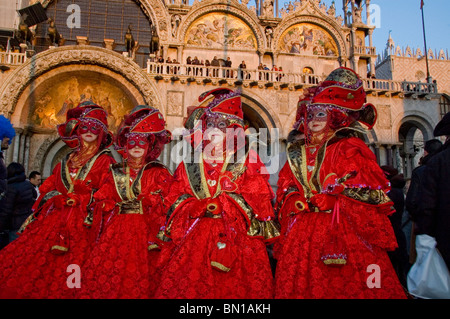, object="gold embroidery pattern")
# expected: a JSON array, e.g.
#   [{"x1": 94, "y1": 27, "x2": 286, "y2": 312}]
[
  {"x1": 342, "y1": 188, "x2": 391, "y2": 205},
  {"x1": 227, "y1": 193, "x2": 280, "y2": 241}
]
